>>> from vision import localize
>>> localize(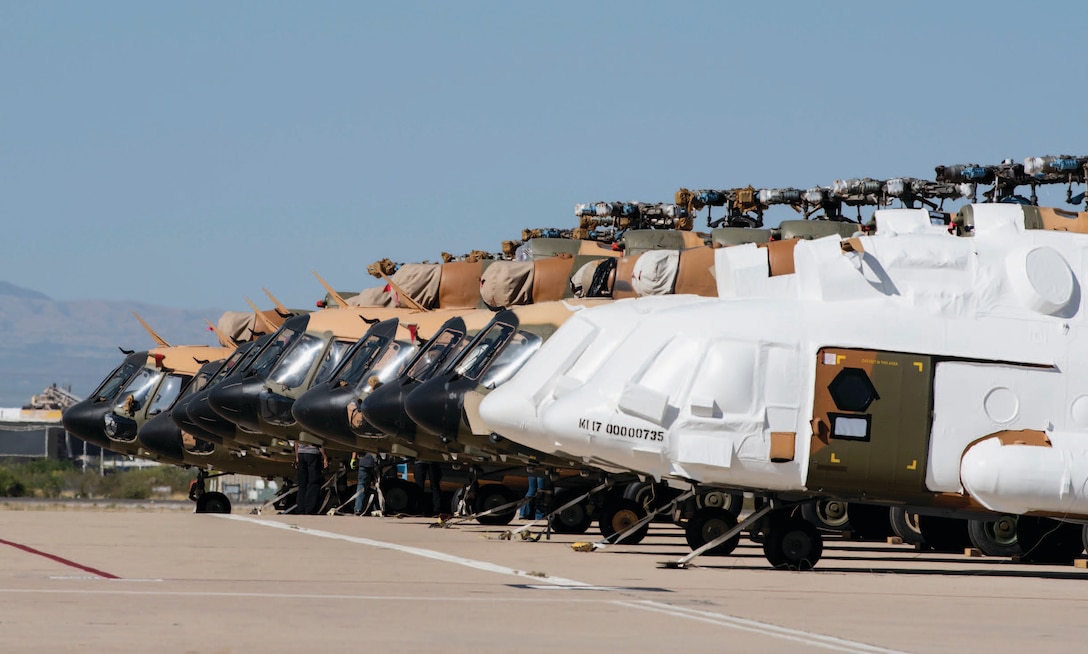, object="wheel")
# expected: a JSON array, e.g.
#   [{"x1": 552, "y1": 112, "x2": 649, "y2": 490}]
[
  {"x1": 475, "y1": 484, "x2": 517, "y2": 526},
  {"x1": 844, "y1": 503, "x2": 895, "y2": 541},
  {"x1": 598, "y1": 497, "x2": 649, "y2": 544},
  {"x1": 549, "y1": 490, "x2": 593, "y2": 534},
  {"x1": 916, "y1": 514, "x2": 972, "y2": 552},
  {"x1": 763, "y1": 516, "x2": 823, "y2": 571},
  {"x1": 684, "y1": 507, "x2": 740, "y2": 556},
  {"x1": 379, "y1": 478, "x2": 418, "y2": 515},
  {"x1": 697, "y1": 489, "x2": 745, "y2": 515},
  {"x1": 196, "y1": 491, "x2": 231, "y2": 514},
  {"x1": 1016, "y1": 516, "x2": 1084, "y2": 564},
  {"x1": 801, "y1": 498, "x2": 851, "y2": 532},
  {"x1": 889, "y1": 507, "x2": 925, "y2": 545},
  {"x1": 450, "y1": 486, "x2": 469, "y2": 516},
  {"x1": 623, "y1": 481, "x2": 682, "y2": 520},
  {"x1": 967, "y1": 516, "x2": 1021, "y2": 557}
]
